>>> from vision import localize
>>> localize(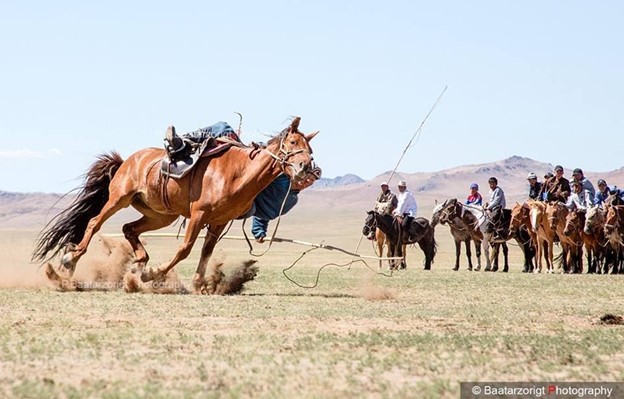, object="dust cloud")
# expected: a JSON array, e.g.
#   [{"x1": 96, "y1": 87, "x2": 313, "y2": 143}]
[{"x1": 357, "y1": 273, "x2": 397, "y2": 301}]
